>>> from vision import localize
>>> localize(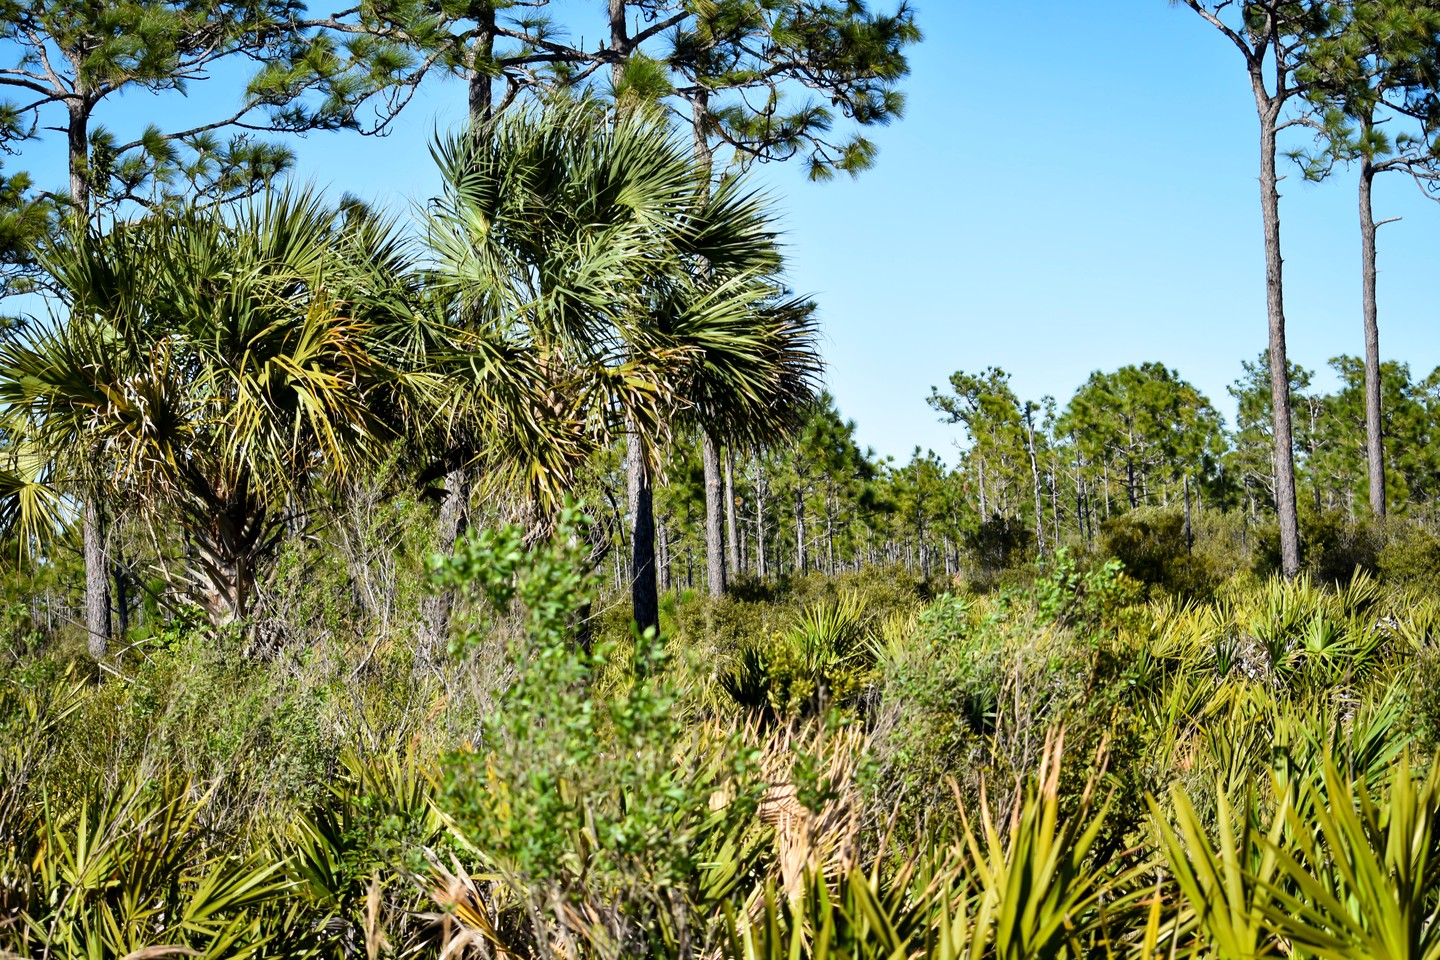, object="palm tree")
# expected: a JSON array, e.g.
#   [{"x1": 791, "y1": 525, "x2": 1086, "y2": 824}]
[
  {"x1": 424, "y1": 97, "x2": 820, "y2": 633},
  {"x1": 0, "y1": 190, "x2": 448, "y2": 628}
]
